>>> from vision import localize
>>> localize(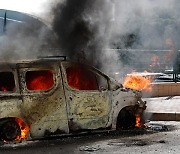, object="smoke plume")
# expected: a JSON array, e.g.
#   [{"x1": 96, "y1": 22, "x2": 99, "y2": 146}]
[
  {"x1": 50, "y1": 0, "x2": 180, "y2": 77},
  {"x1": 51, "y1": 0, "x2": 116, "y2": 69}
]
